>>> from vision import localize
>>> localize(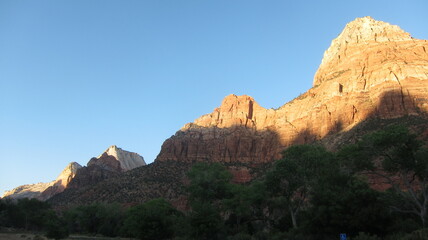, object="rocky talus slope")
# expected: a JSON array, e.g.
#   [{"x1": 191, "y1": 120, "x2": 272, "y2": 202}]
[
  {"x1": 48, "y1": 160, "x2": 272, "y2": 209},
  {"x1": 156, "y1": 16, "x2": 428, "y2": 164}
]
